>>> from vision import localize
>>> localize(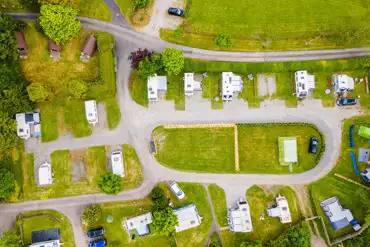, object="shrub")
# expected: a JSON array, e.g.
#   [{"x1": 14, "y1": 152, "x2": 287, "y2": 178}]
[
  {"x1": 67, "y1": 80, "x2": 88, "y2": 99},
  {"x1": 151, "y1": 207, "x2": 178, "y2": 236},
  {"x1": 81, "y1": 204, "x2": 102, "y2": 225},
  {"x1": 98, "y1": 172, "x2": 123, "y2": 195},
  {"x1": 128, "y1": 48, "x2": 154, "y2": 69},
  {"x1": 0, "y1": 168, "x2": 15, "y2": 200},
  {"x1": 134, "y1": 0, "x2": 150, "y2": 9},
  {"x1": 215, "y1": 33, "x2": 232, "y2": 48},
  {"x1": 26, "y1": 82, "x2": 54, "y2": 102},
  {"x1": 150, "y1": 186, "x2": 168, "y2": 209},
  {"x1": 161, "y1": 48, "x2": 184, "y2": 75},
  {"x1": 137, "y1": 53, "x2": 163, "y2": 78}
]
